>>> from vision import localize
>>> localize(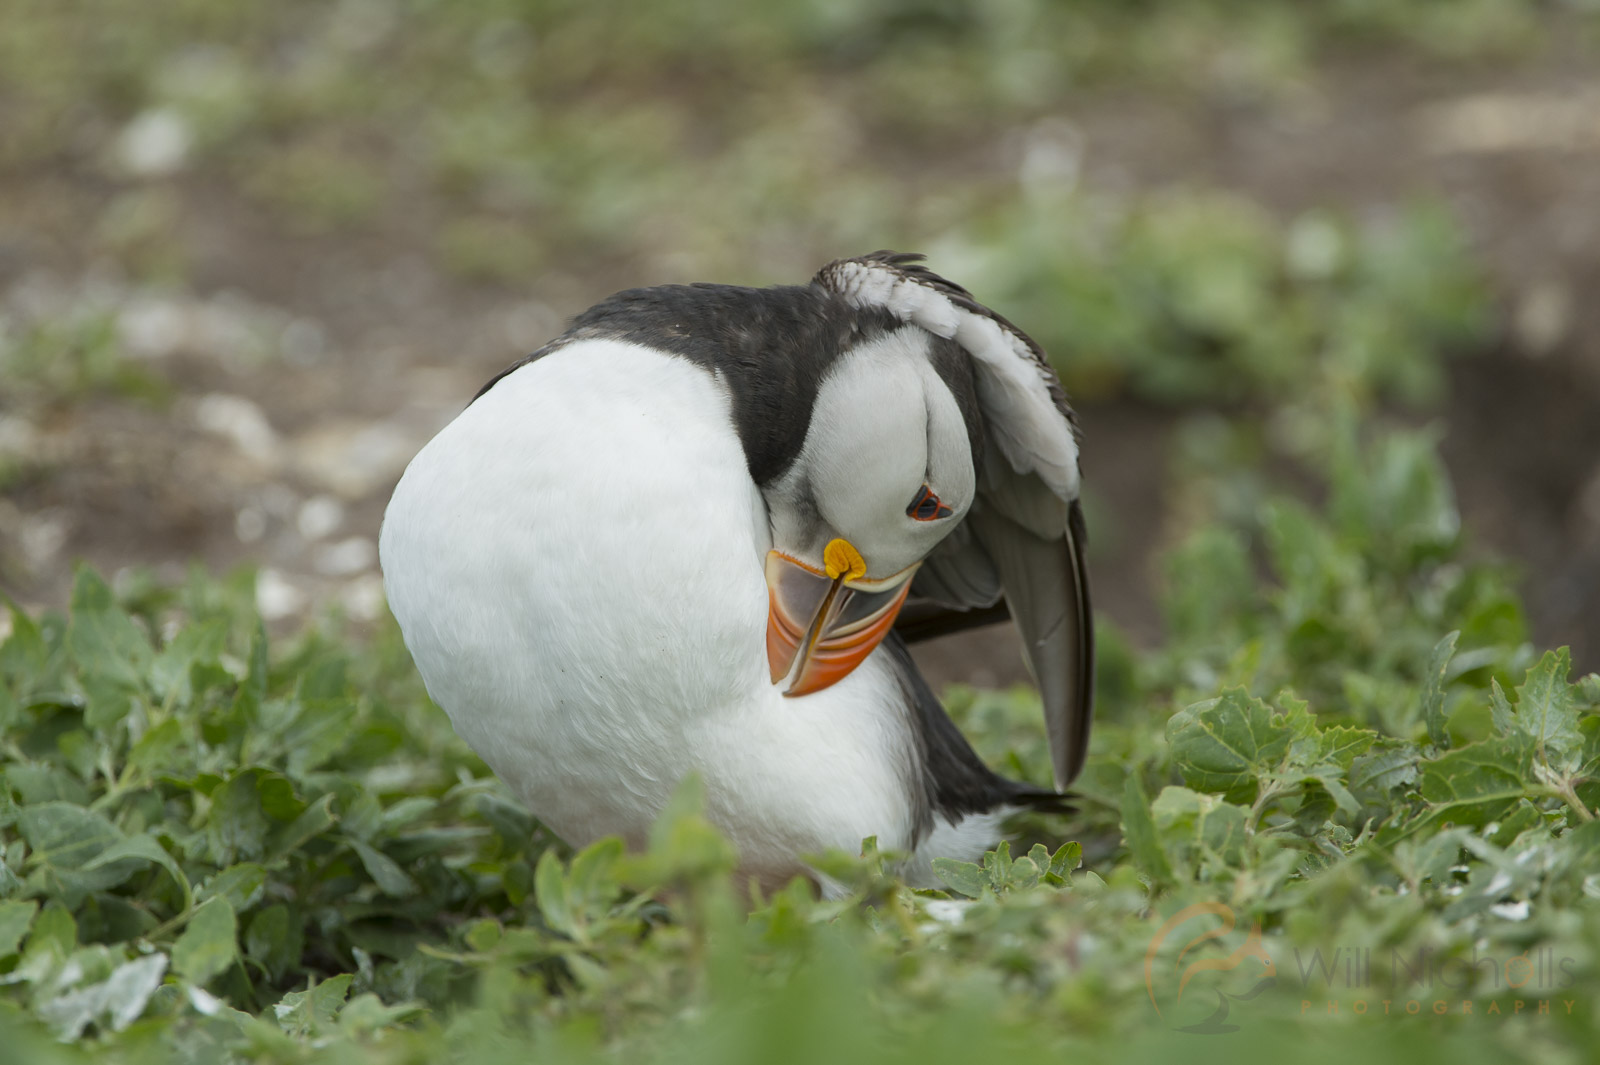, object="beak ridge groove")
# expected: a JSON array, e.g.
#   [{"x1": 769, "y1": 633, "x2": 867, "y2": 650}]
[{"x1": 764, "y1": 548, "x2": 918, "y2": 697}]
